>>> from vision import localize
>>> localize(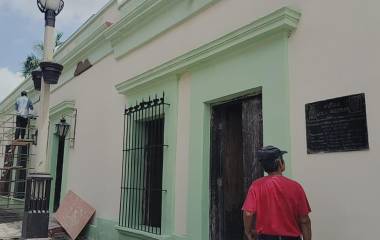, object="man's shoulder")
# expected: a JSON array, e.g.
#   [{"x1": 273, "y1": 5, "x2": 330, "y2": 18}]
[
  {"x1": 280, "y1": 176, "x2": 306, "y2": 193},
  {"x1": 250, "y1": 176, "x2": 271, "y2": 189},
  {"x1": 250, "y1": 175, "x2": 303, "y2": 186},
  {"x1": 280, "y1": 175, "x2": 300, "y2": 184},
  {"x1": 252, "y1": 176, "x2": 267, "y2": 184}
]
